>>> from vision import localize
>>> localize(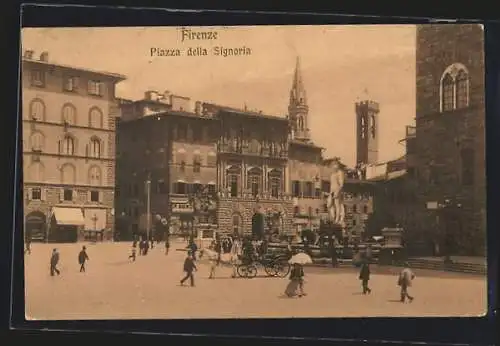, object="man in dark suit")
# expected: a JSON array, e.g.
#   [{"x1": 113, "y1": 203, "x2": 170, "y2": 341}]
[
  {"x1": 50, "y1": 248, "x2": 60, "y2": 276},
  {"x1": 180, "y1": 252, "x2": 197, "y2": 287}
]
